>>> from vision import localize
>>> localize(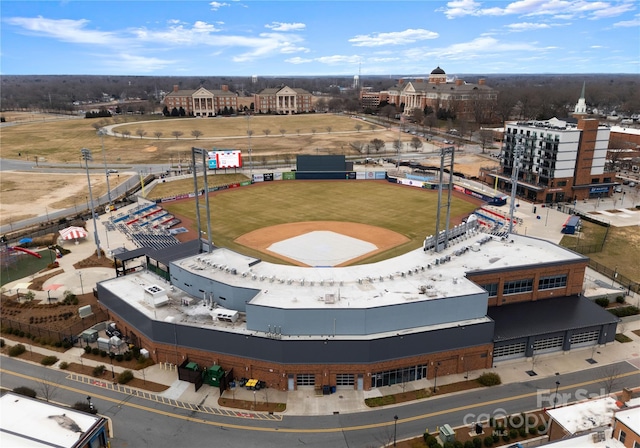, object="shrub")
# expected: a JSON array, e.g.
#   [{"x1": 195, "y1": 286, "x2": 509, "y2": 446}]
[
  {"x1": 537, "y1": 424, "x2": 546, "y2": 433},
  {"x1": 444, "y1": 442, "x2": 455, "y2": 448},
  {"x1": 18, "y1": 330, "x2": 25, "y2": 338},
  {"x1": 464, "y1": 442, "x2": 475, "y2": 448},
  {"x1": 13, "y1": 386, "x2": 37, "y2": 398},
  {"x1": 41, "y1": 355, "x2": 59, "y2": 366},
  {"x1": 0, "y1": 339, "x2": 4, "y2": 348},
  {"x1": 595, "y1": 297, "x2": 609, "y2": 307},
  {"x1": 117, "y1": 369, "x2": 134, "y2": 384},
  {"x1": 509, "y1": 429, "x2": 518, "y2": 439},
  {"x1": 492, "y1": 434, "x2": 499, "y2": 443},
  {"x1": 453, "y1": 442, "x2": 464, "y2": 448},
  {"x1": 483, "y1": 436, "x2": 494, "y2": 447},
  {"x1": 84, "y1": 345, "x2": 92, "y2": 354},
  {"x1": 115, "y1": 354, "x2": 124, "y2": 362},
  {"x1": 529, "y1": 427, "x2": 538, "y2": 436},
  {"x1": 93, "y1": 365, "x2": 106, "y2": 376},
  {"x1": 425, "y1": 435, "x2": 438, "y2": 447},
  {"x1": 477, "y1": 372, "x2": 501, "y2": 386},
  {"x1": 609, "y1": 306, "x2": 640, "y2": 317},
  {"x1": 59, "y1": 361, "x2": 69, "y2": 370},
  {"x1": 124, "y1": 351, "x2": 133, "y2": 361},
  {"x1": 616, "y1": 295, "x2": 625, "y2": 304},
  {"x1": 8, "y1": 344, "x2": 26, "y2": 357},
  {"x1": 472, "y1": 437, "x2": 482, "y2": 448},
  {"x1": 519, "y1": 428, "x2": 527, "y2": 438},
  {"x1": 99, "y1": 350, "x2": 107, "y2": 358},
  {"x1": 91, "y1": 347, "x2": 99, "y2": 356}
]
